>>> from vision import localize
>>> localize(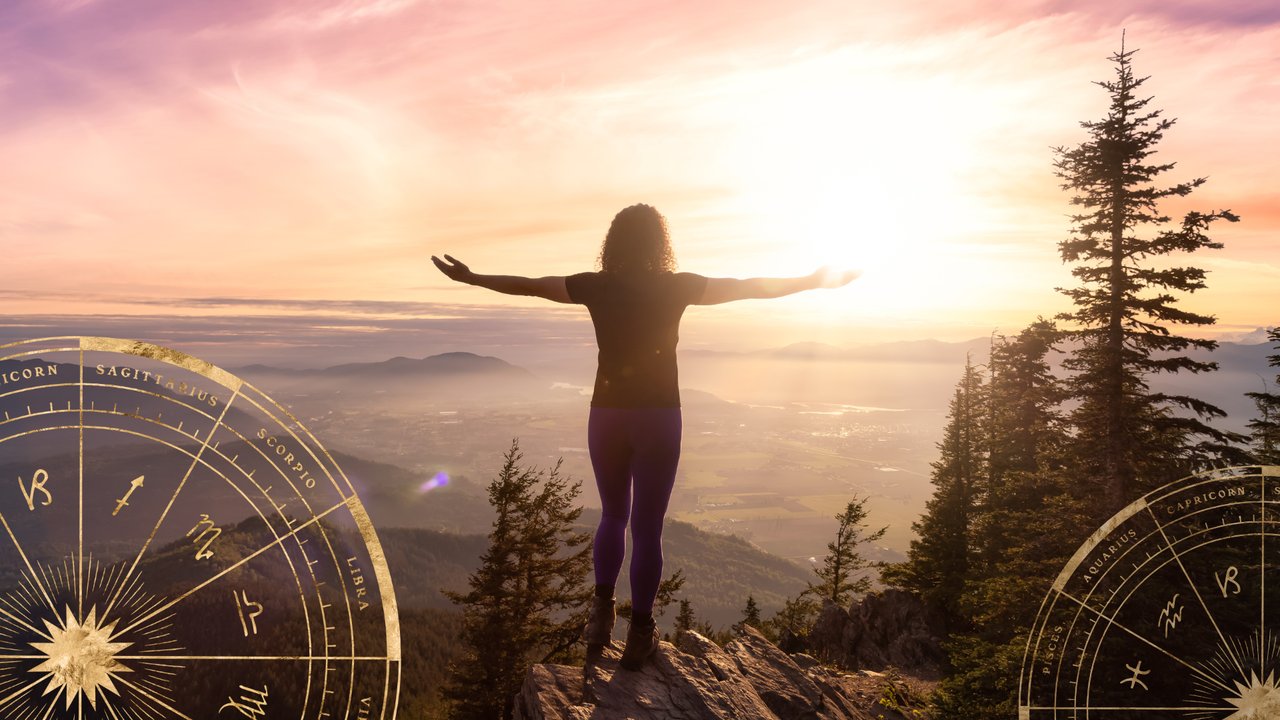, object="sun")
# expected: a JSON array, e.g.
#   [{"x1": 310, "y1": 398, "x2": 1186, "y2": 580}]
[
  {"x1": 29, "y1": 606, "x2": 132, "y2": 710},
  {"x1": 1225, "y1": 671, "x2": 1280, "y2": 720},
  {"x1": 701, "y1": 51, "x2": 1031, "y2": 326}
]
